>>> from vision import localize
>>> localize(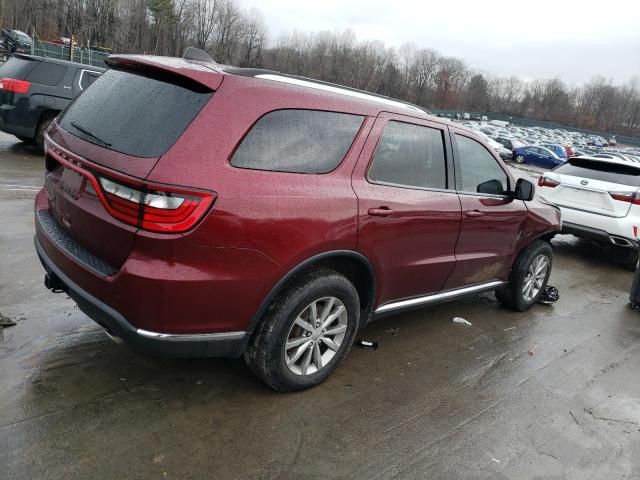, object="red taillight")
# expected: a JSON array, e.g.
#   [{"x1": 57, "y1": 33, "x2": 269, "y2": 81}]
[
  {"x1": 538, "y1": 175, "x2": 560, "y2": 188},
  {"x1": 0, "y1": 77, "x2": 31, "y2": 94},
  {"x1": 609, "y1": 191, "x2": 640, "y2": 205},
  {"x1": 47, "y1": 146, "x2": 215, "y2": 233},
  {"x1": 98, "y1": 176, "x2": 216, "y2": 233}
]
